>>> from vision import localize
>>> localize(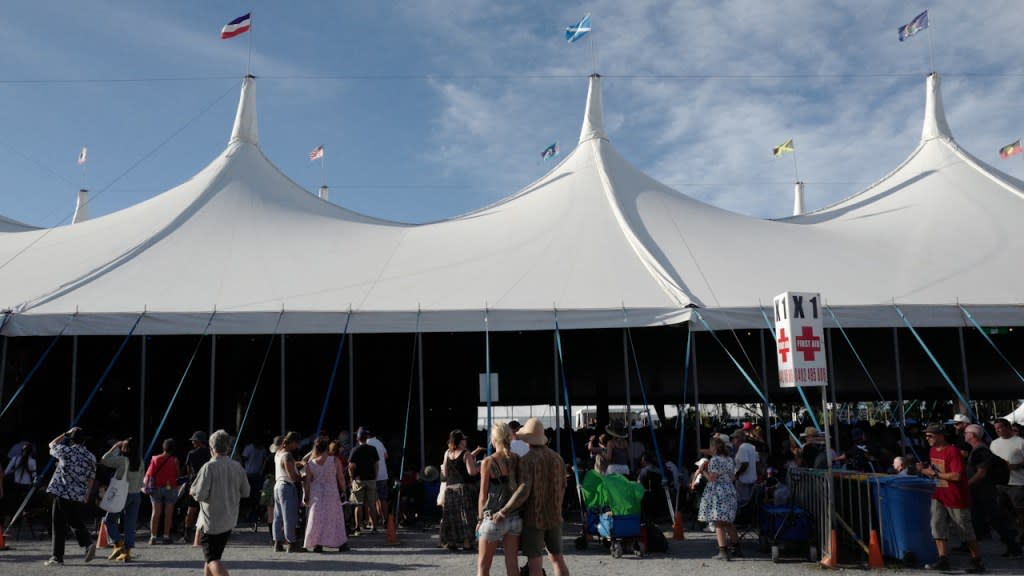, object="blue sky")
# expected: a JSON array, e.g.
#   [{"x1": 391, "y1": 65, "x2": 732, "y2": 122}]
[{"x1": 1, "y1": 1, "x2": 1023, "y2": 227}]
